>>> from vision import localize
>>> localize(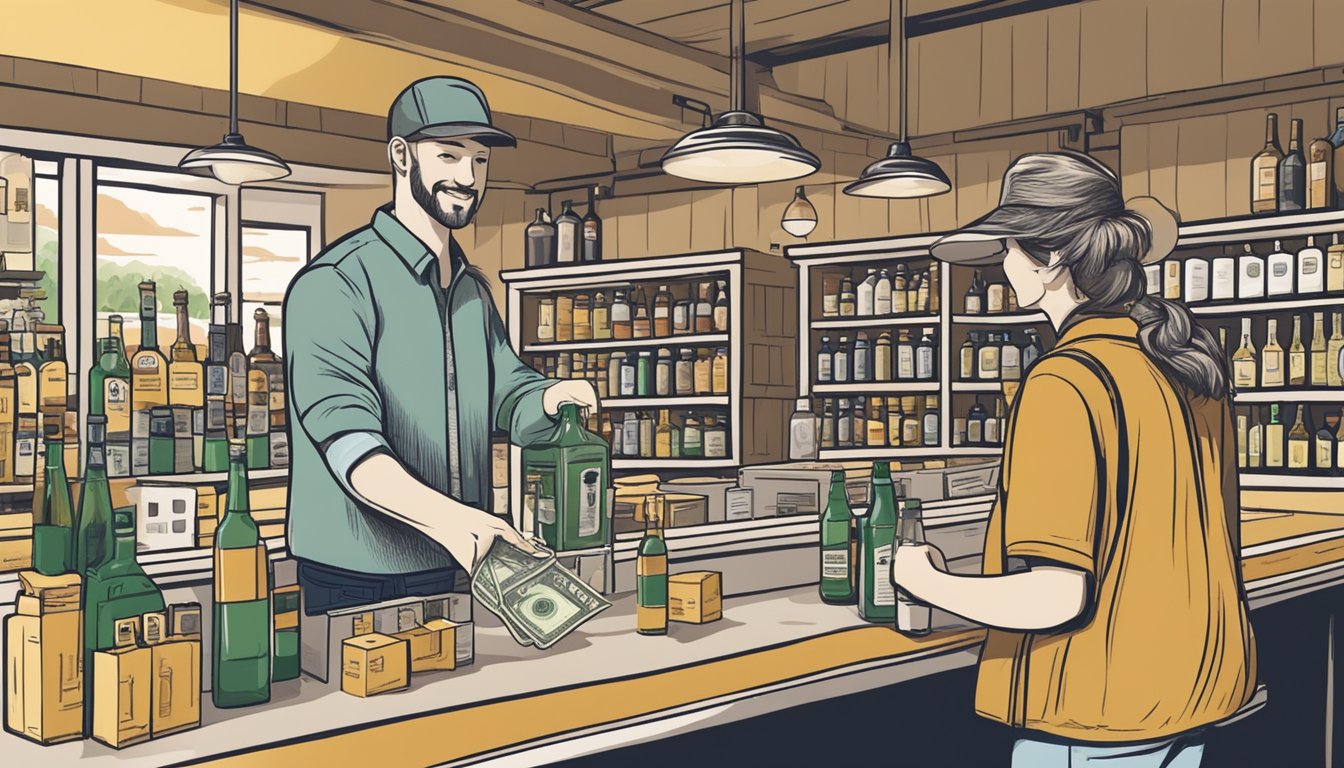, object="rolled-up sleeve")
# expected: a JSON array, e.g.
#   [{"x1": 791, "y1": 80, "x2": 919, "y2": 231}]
[
  {"x1": 285, "y1": 265, "x2": 389, "y2": 490},
  {"x1": 486, "y1": 297, "x2": 555, "y2": 447}
]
